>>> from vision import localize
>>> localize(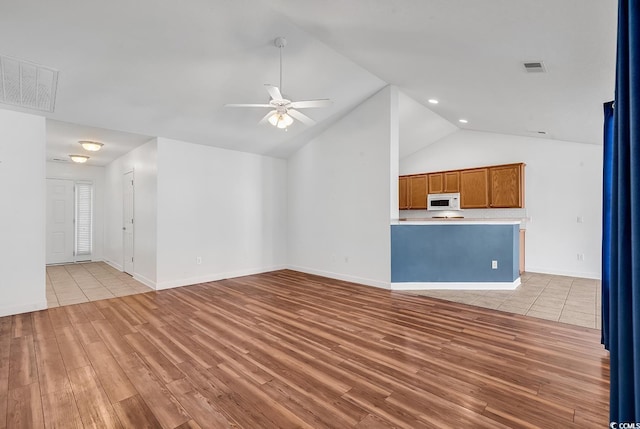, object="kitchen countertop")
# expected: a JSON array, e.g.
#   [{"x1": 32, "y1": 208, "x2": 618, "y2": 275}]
[{"x1": 392, "y1": 218, "x2": 524, "y2": 225}]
